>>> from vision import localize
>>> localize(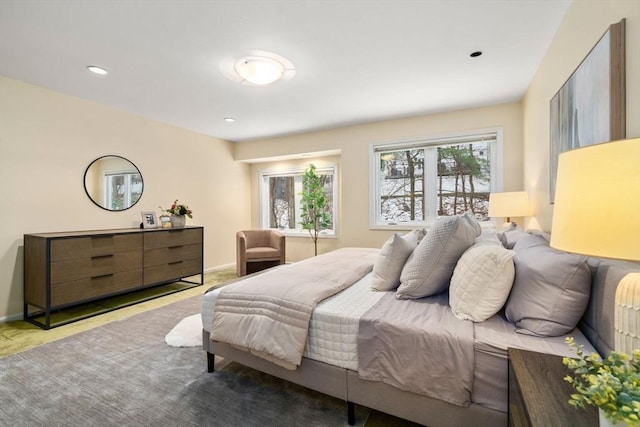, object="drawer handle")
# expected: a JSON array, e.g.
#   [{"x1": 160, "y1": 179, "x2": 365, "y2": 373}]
[
  {"x1": 91, "y1": 254, "x2": 114, "y2": 259},
  {"x1": 168, "y1": 261, "x2": 184, "y2": 265},
  {"x1": 168, "y1": 246, "x2": 183, "y2": 250},
  {"x1": 91, "y1": 273, "x2": 114, "y2": 279}
]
